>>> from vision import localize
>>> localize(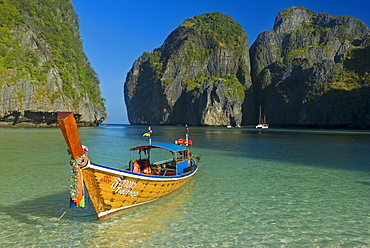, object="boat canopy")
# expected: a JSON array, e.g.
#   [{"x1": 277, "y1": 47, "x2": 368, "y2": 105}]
[{"x1": 131, "y1": 143, "x2": 188, "y2": 153}]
